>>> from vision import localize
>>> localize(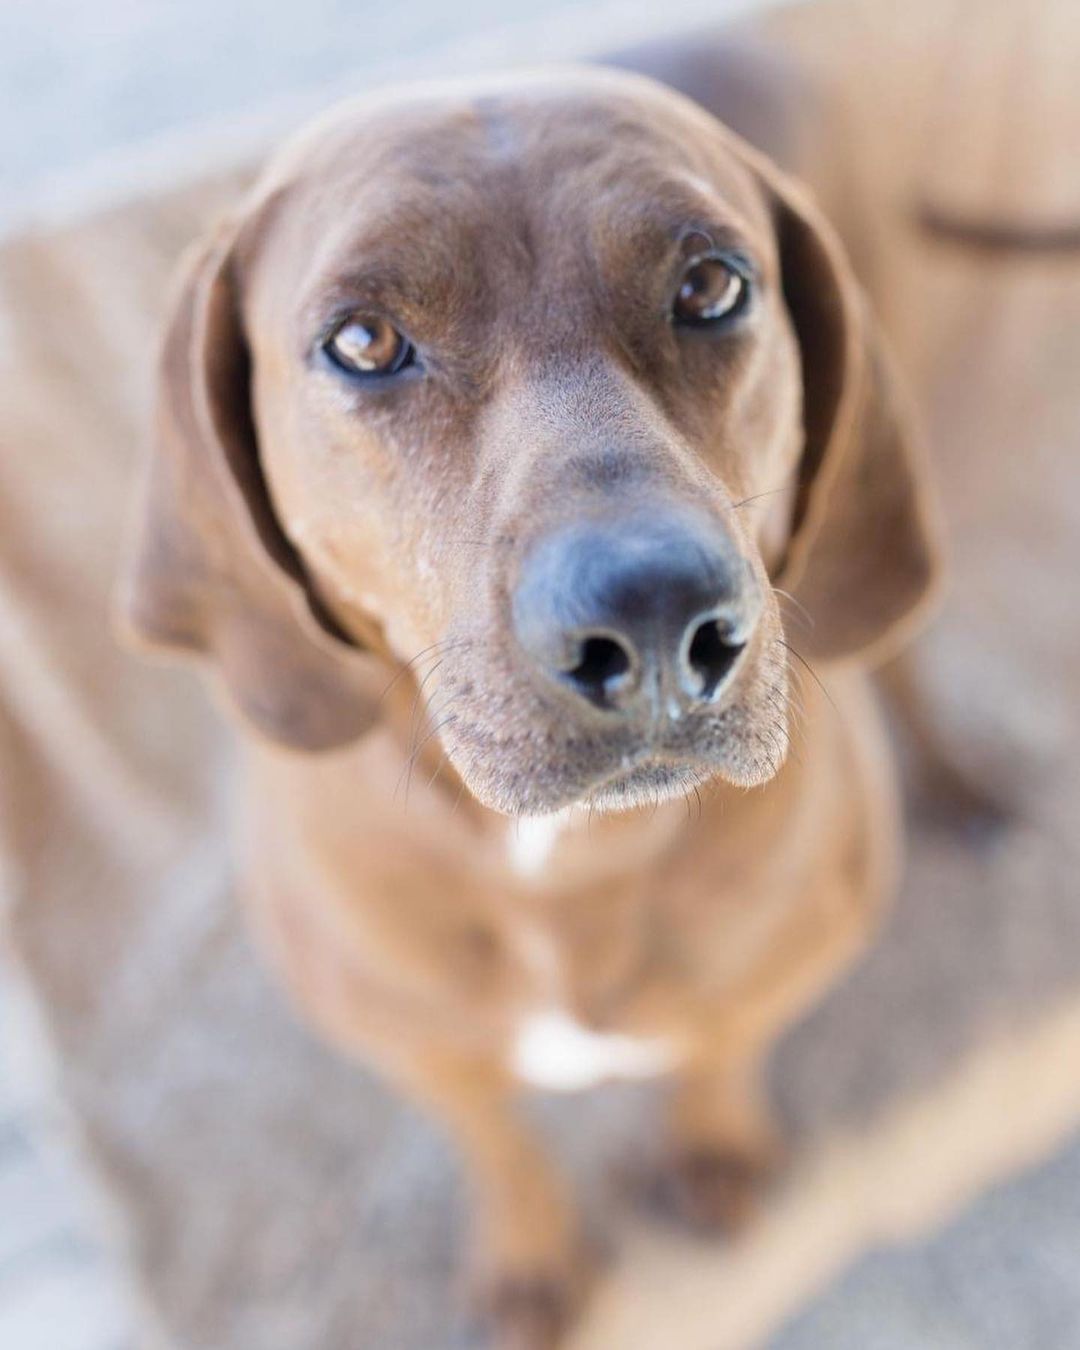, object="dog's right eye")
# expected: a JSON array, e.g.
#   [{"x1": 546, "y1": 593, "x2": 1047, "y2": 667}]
[
  {"x1": 323, "y1": 315, "x2": 415, "y2": 376},
  {"x1": 672, "y1": 254, "x2": 751, "y2": 326}
]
